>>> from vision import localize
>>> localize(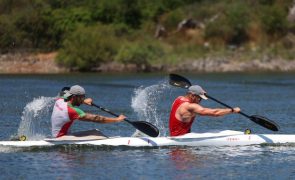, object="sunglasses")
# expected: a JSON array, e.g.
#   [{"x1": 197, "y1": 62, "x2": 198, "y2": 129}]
[{"x1": 193, "y1": 94, "x2": 202, "y2": 101}]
